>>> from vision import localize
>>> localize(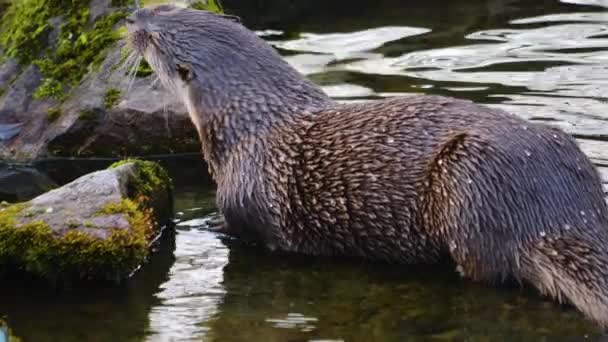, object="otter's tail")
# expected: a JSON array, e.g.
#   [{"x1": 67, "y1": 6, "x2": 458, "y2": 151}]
[{"x1": 521, "y1": 234, "x2": 608, "y2": 328}]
